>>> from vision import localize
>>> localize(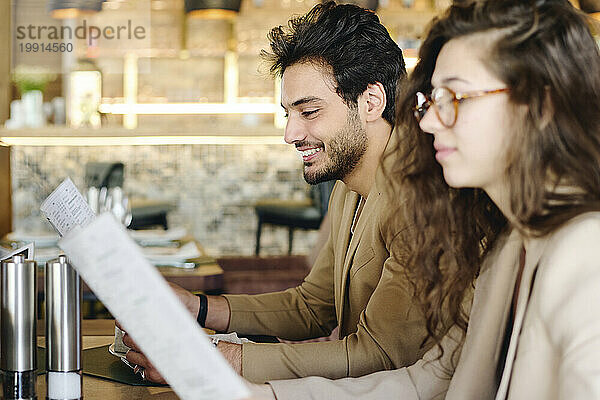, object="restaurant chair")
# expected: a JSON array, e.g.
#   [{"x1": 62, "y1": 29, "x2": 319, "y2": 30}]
[
  {"x1": 129, "y1": 199, "x2": 176, "y2": 230},
  {"x1": 254, "y1": 180, "x2": 335, "y2": 255},
  {"x1": 85, "y1": 161, "x2": 124, "y2": 189}
]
